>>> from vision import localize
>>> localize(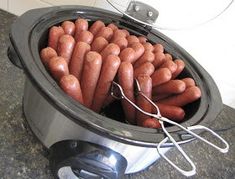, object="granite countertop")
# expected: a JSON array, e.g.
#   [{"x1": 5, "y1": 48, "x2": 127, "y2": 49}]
[{"x1": 0, "y1": 9, "x2": 234, "y2": 179}]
